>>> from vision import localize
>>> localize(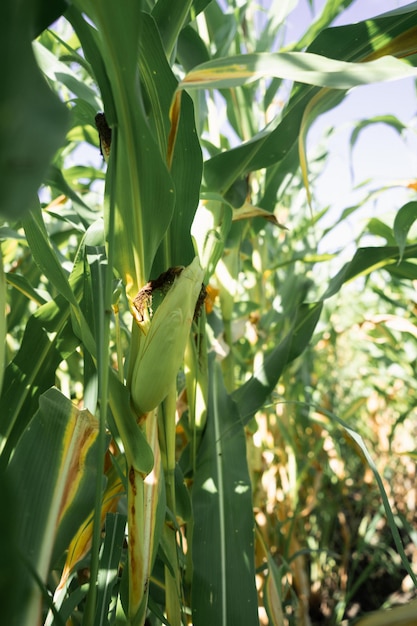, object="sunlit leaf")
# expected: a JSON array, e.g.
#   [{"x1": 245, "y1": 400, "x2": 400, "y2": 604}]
[{"x1": 179, "y1": 51, "x2": 417, "y2": 91}]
